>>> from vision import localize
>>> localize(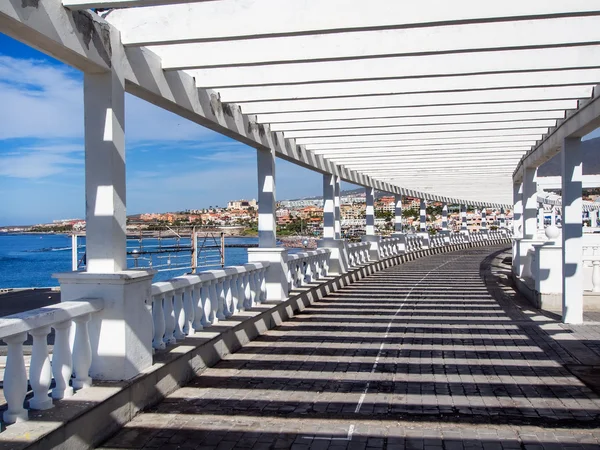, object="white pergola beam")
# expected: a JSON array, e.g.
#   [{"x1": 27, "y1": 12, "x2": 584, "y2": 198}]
[
  {"x1": 256, "y1": 100, "x2": 579, "y2": 124},
  {"x1": 306, "y1": 136, "x2": 541, "y2": 150},
  {"x1": 327, "y1": 152, "x2": 526, "y2": 163},
  {"x1": 185, "y1": 46, "x2": 600, "y2": 88},
  {"x1": 312, "y1": 145, "x2": 532, "y2": 155},
  {"x1": 270, "y1": 111, "x2": 564, "y2": 132},
  {"x1": 220, "y1": 70, "x2": 600, "y2": 104},
  {"x1": 241, "y1": 86, "x2": 593, "y2": 114},
  {"x1": 150, "y1": 17, "x2": 600, "y2": 70},
  {"x1": 286, "y1": 121, "x2": 554, "y2": 140},
  {"x1": 64, "y1": 0, "x2": 209, "y2": 9},
  {"x1": 514, "y1": 85, "x2": 600, "y2": 181},
  {"x1": 104, "y1": 0, "x2": 600, "y2": 45},
  {"x1": 296, "y1": 129, "x2": 548, "y2": 146}
]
